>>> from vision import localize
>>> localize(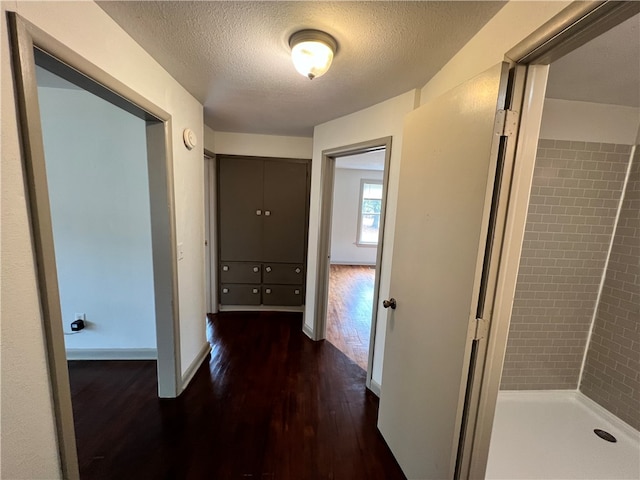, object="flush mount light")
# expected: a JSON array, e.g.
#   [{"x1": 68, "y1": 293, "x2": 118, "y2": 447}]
[{"x1": 289, "y1": 29, "x2": 337, "y2": 80}]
